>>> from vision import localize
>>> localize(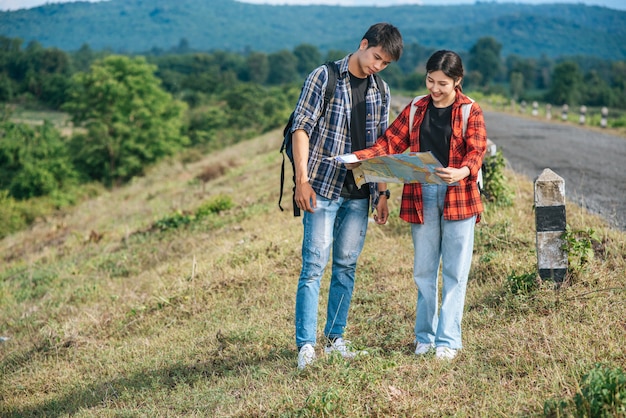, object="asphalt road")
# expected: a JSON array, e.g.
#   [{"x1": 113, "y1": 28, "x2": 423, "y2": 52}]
[{"x1": 483, "y1": 111, "x2": 626, "y2": 231}]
